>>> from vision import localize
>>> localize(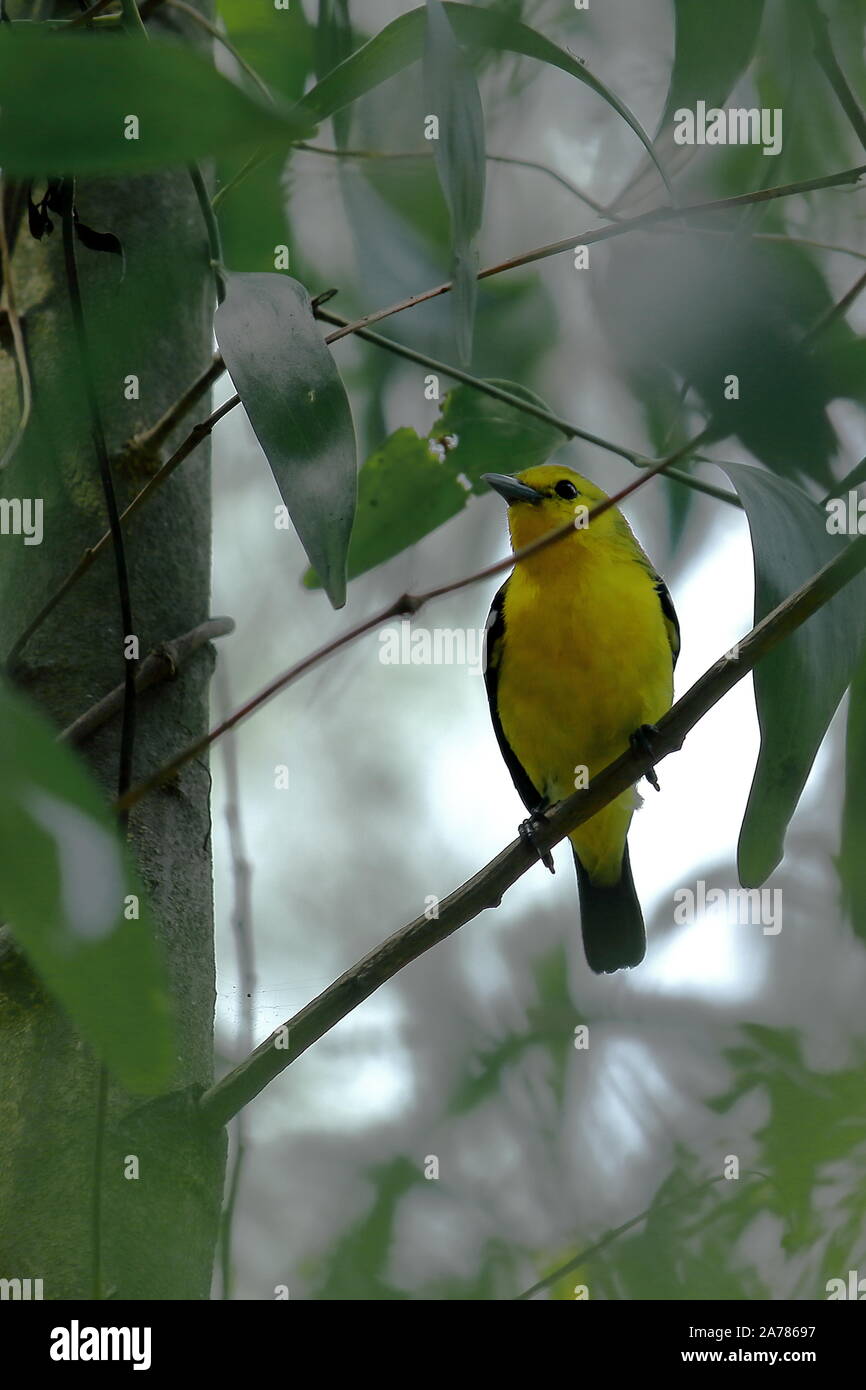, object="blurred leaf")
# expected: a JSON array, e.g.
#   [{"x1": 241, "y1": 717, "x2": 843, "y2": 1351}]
[
  {"x1": 215, "y1": 272, "x2": 357, "y2": 608},
  {"x1": 216, "y1": 152, "x2": 292, "y2": 273},
  {"x1": 613, "y1": 0, "x2": 765, "y2": 211},
  {"x1": 304, "y1": 427, "x2": 466, "y2": 588},
  {"x1": 217, "y1": 0, "x2": 313, "y2": 99},
  {"x1": 661, "y1": 0, "x2": 766, "y2": 125},
  {"x1": 315, "y1": 0, "x2": 354, "y2": 147},
  {"x1": 717, "y1": 463, "x2": 866, "y2": 887},
  {"x1": 722, "y1": 1026, "x2": 866, "y2": 1253},
  {"x1": 602, "y1": 234, "x2": 837, "y2": 487},
  {"x1": 214, "y1": 0, "x2": 313, "y2": 266},
  {"x1": 298, "y1": 3, "x2": 669, "y2": 193},
  {"x1": 839, "y1": 650, "x2": 866, "y2": 942},
  {"x1": 433, "y1": 380, "x2": 564, "y2": 494},
  {"x1": 450, "y1": 947, "x2": 576, "y2": 1114},
  {"x1": 423, "y1": 0, "x2": 486, "y2": 364},
  {"x1": 0, "y1": 30, "x2": 314, "y2": 176},
  {"x1": 0, "y1": 682, "x2": 172, "y2": 1094},
  {"x1": 307, "y1": 1158, "x2": 419, "y2": 1299}
]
